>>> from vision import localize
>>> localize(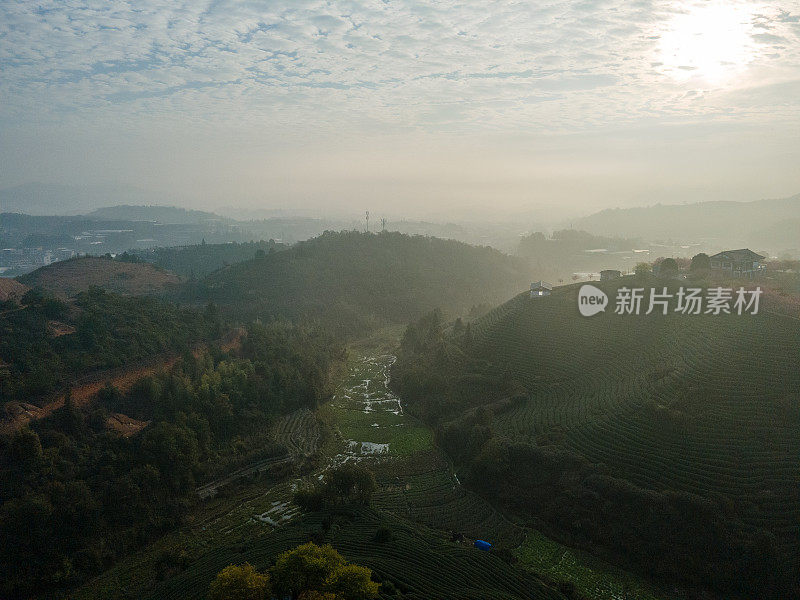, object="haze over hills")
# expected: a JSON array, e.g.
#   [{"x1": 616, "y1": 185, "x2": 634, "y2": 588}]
[
  {"x1": 3, "y1": 0, "x2": 800, "y2": 597},
  {"x1": 197, "y1": 230, "x2": 532, "y2": 338},
  {"x1": 572, "y1": 194, "x2": 800, "y2": 251},
  {"x1": 85, "y1": 205, "x2": 227, "y2": 225},
  {"x1": 2, "y1": 228, "x2": 798, "y2": 600},
  {"x1": 5, "y1": 186, "x2": 799, "y2": 257},
  {"x1": 0, "y1": 183, "x2": 160, "y2": 216}
]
